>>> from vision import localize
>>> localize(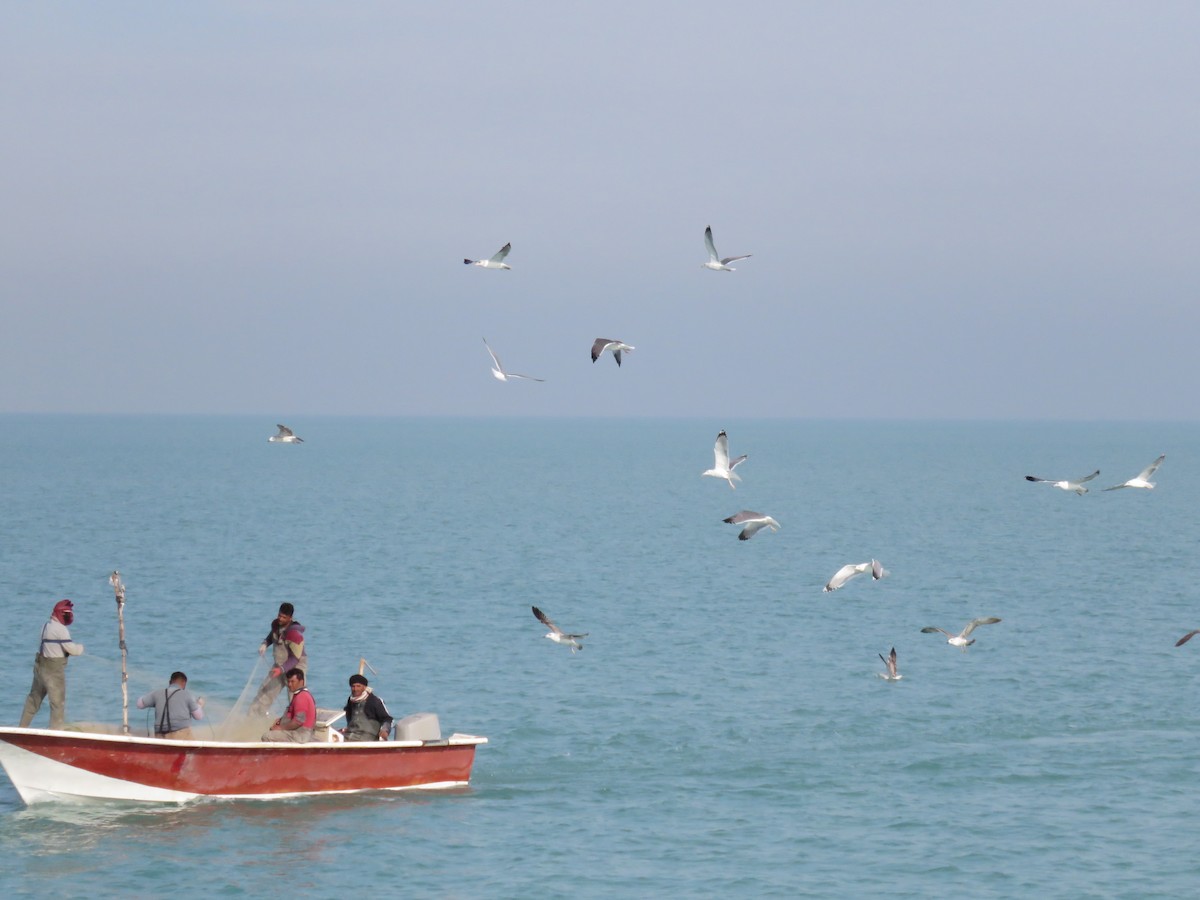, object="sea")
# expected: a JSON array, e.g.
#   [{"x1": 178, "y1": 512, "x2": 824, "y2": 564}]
[{"x1": 0, "y1": 415, "x2": 1197, "y2": 898}]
